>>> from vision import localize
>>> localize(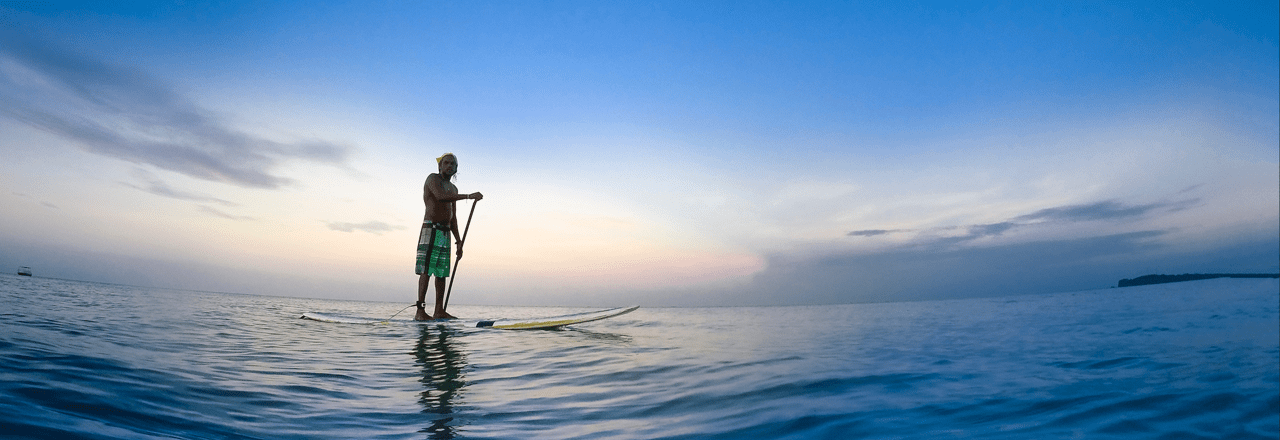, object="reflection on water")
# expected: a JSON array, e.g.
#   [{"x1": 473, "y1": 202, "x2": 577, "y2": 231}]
[
  {"x1": 1, "y1": 277, "x2": 1276, "y2": 439},
  {"x1": 414, "y1": 324, "x2": 467, "y2": 439},
  {"x1": 554, "y1": 327, "x2": 634, "y2": 344}
]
